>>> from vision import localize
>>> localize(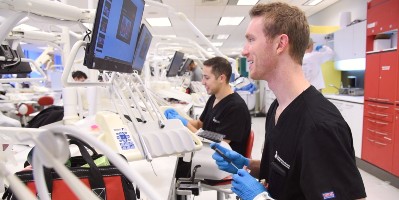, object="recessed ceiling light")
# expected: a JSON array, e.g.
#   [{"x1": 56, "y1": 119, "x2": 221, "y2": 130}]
[
  {"x1": 237, "y1": 0, "x2": 259, "y2": 5},
  {"x1": 303, "y1": 0, "x2": 324, "y2": 6},
  {"x1": 216, "y1": 34, "x2": 230, "y2": 40},
  {"x1": 211, "y1": 42, "x2": 223, "y2": 47},
  {"x1": 146, "y1": 17, "x2": 171, "y2": 27},
  {"x1": 218, "y1": 17, "x2": 244, "y2": 26}
]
